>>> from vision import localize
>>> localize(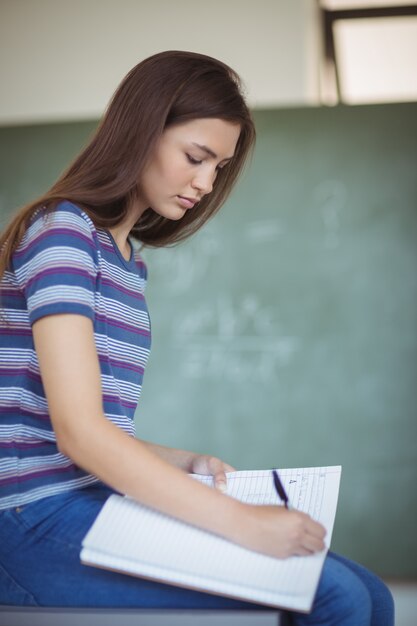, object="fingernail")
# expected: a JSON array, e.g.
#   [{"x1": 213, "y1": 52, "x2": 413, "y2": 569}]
[{"x1": 217, "y1": 482, "x2": 227, "y2": 493}]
